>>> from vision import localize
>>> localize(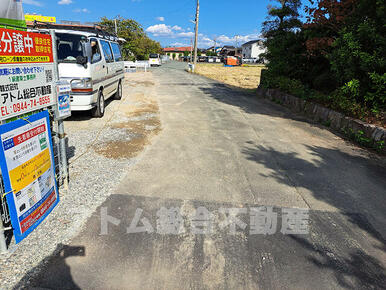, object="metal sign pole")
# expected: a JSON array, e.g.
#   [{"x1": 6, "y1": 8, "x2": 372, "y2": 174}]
[
  {"x1": 0, "y1": 223, "x2": 7, "y2": 253},
  {"x1": 50, "y1": 30, "x2": 69, "y2": 189},
  {"x1": 0, "y1": 118, "x2": 7, "y2": 253},
  {"x1": 0, "y1": 157, "x2": 8, "y2": 253}
]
